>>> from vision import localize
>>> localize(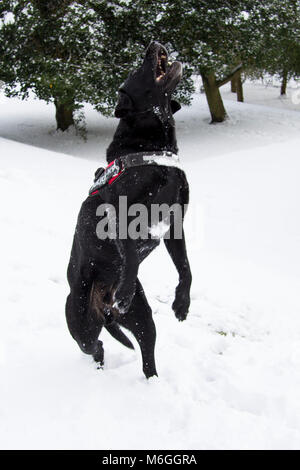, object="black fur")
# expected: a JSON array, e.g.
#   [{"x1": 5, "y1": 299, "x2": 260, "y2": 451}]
[{"x1": 65, "y1": 42, "x2": 192, "y2": 378}]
